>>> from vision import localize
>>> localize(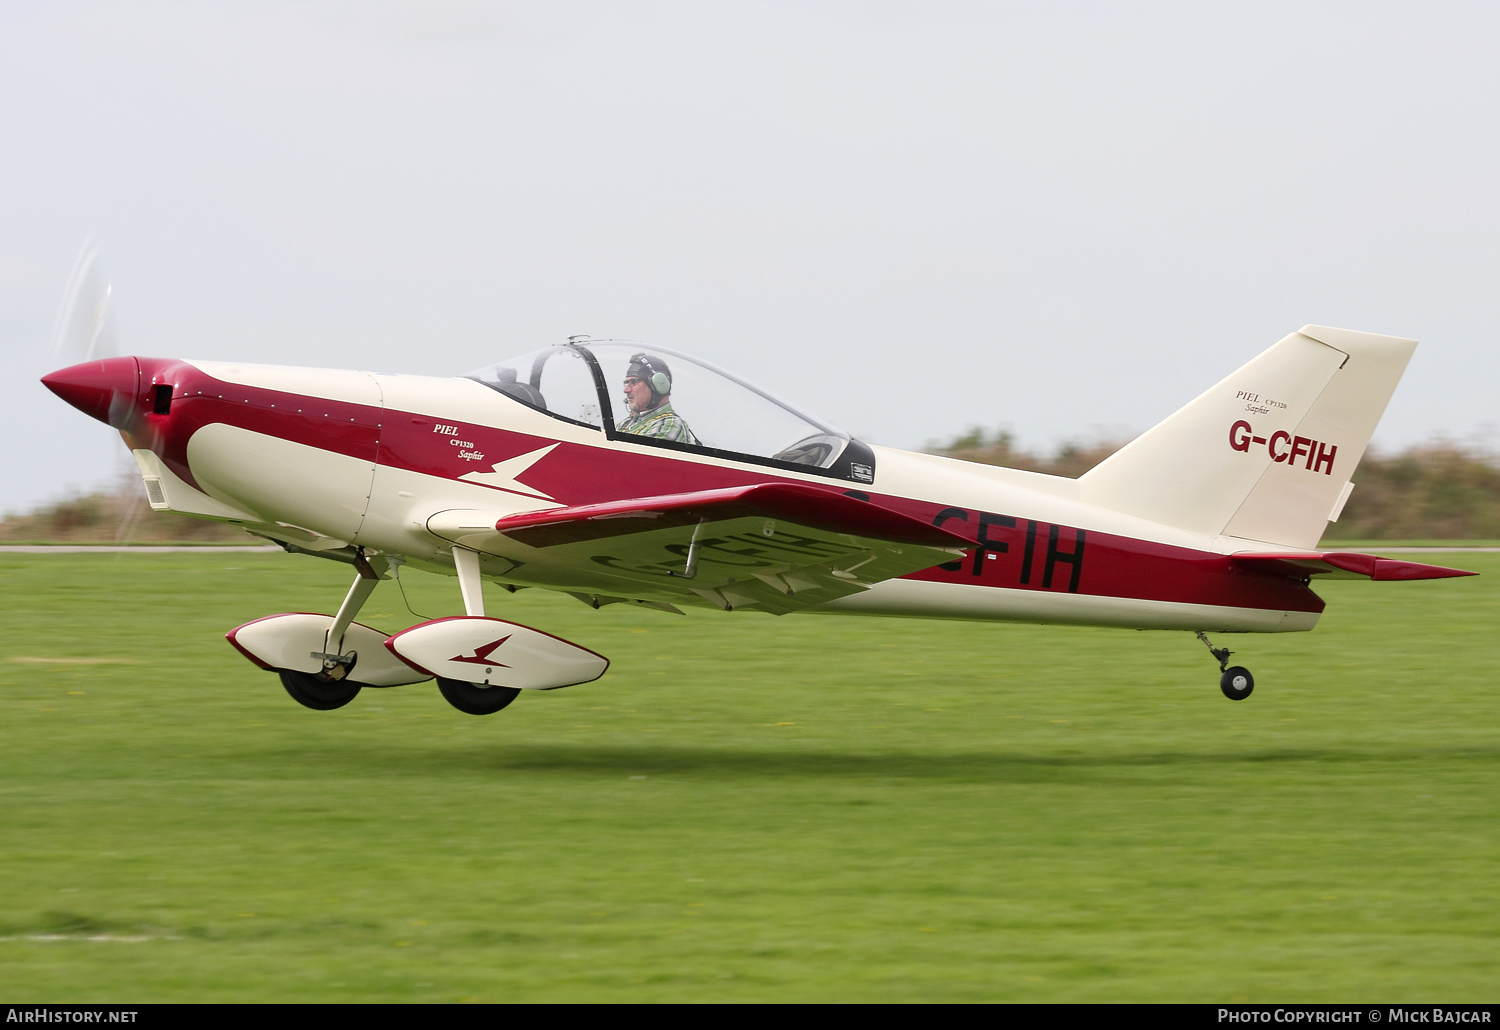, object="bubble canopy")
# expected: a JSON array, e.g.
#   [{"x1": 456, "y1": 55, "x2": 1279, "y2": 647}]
[{"x1": 465, "y1": 341, "x2": 876, "y2": 483}]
